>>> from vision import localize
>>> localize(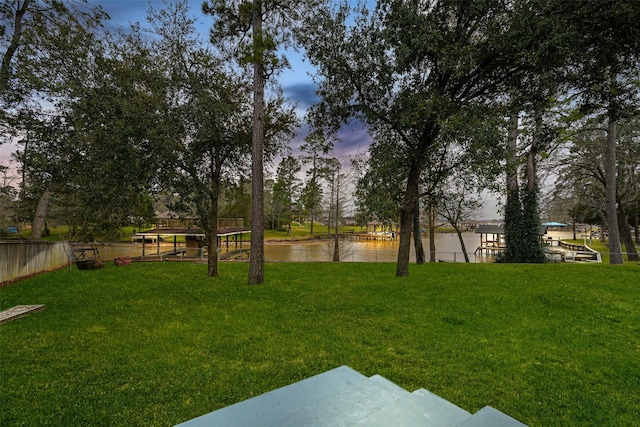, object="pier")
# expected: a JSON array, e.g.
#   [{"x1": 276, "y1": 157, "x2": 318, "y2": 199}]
[
  {"x1": 474, "y1": 225, "x2": 505, "y2": 256},
  {"x1": 219, "y1": 248, "x2": 250, "y2": 260},
  {"x1": 344, "y1": 232, "x2": 397, "y2": 241},
  {"x1": 133, "y1": 217, "x2": 250, "y2": 261},
  {"x1": 473, "y1": 224, "x2": 551, "y2": 257},
  {"x1": 555, "y1": 241, "x2": 601, "y2": 262}
]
